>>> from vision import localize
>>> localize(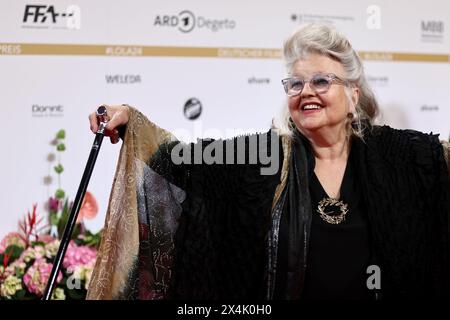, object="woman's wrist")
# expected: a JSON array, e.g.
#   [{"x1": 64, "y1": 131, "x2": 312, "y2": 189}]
[{"x1": 118, "y1": 103, "x2": 132, "y2": 140}]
